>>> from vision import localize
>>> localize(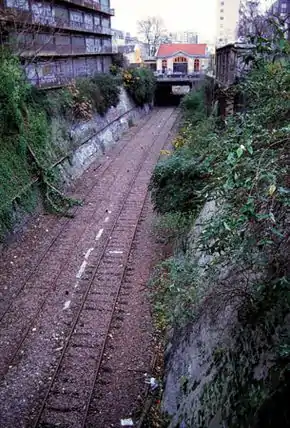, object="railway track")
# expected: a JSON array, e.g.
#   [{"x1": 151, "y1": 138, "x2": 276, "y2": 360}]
[
  {"x1": 0, "y1": 109, "x2": 165, "y2": 378},
  {"x1": 0, "y1": 110, "x2": 156, "y2": 324},
  {"x1": 0, "y1": 107, "x2": 179, "y2": 427}
]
